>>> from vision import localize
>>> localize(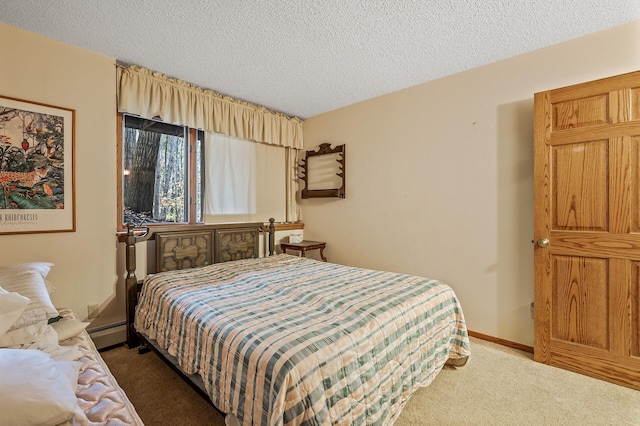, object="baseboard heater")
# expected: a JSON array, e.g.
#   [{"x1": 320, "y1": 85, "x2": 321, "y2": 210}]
[{"x1": 88, "y1": 321, "x2": 127, "y2": 350}]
